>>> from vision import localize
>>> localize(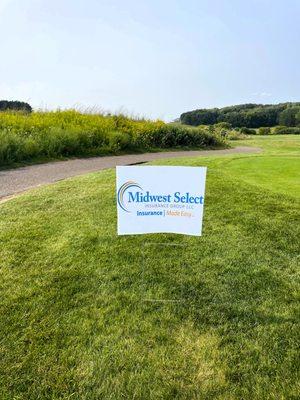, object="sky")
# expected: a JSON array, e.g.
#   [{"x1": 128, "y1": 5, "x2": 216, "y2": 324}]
[{"x1": 0, "y1": 0, "x2": 299, "y2": 120}]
